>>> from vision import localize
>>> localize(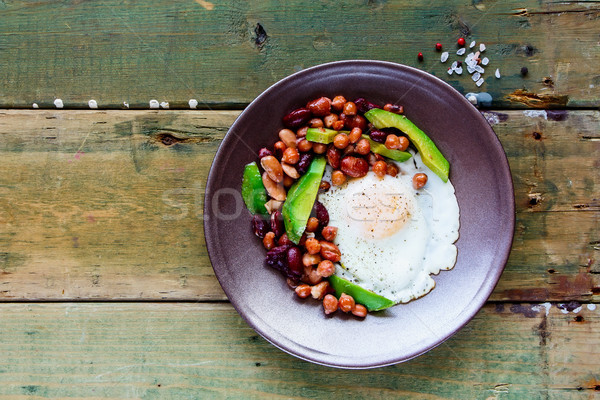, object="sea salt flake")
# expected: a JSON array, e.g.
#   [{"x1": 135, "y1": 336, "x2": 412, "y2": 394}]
[
  {"x1": 470, "y1": 41, "x2": 476, "y2": 48},
  {"x1": 495, "y1": 68, "x2": 501, "y2": 79},
  {"x1": 88, "y1": 99, "x2": 98, "y2": 109},
  {"x1": 456, "y1": 48, "x2": 466, "y2": 56},
  {"x1": 455, "y1": 66, "x2": 463, "y2": 75},
  {"x1": 32, "y1": 103, "x2": 39, "y2": 109},
  {"x1": 54, "y1": 99, "x2": 64, "y2": 109},
  {"x1": 472, "y1": 72, "x2": 481, "y2": 81},
  {"x1": 467, "y1": 65, "x2": 476, "y2": 74},
  {"x1": 480, "y1": 43, "x2": 486, "y2": 52},
  {"x1": 451, "y1": 61, "x2": 458, "y2": 70},
  {"x1": 189, "y1": 99, "x2": 198, "y2": 109},
  {"x1": 123, "y1": 102, "x2": 129, "y2": 108},
  {"x1": 149, "y1": 99, "x2": 160, "y2": 109},
  {"x1": 440, "y1": 52, "x2": 449, "y2": 62},
  {"x1": 160, "y1": 101, "x2": 169, "y2": 109},
  {"x1": 475, "y1": 65, "x2": 485, "y2": 74},
  {"x1": 476, "y1": 77, "x2": 484, "y2": 87},
  {"x1": 482, "y1": 57, "x2": 489, "y2": 66},
  {"x1": 447, "y1": 68, "x2": 453, "y2": 75}
]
